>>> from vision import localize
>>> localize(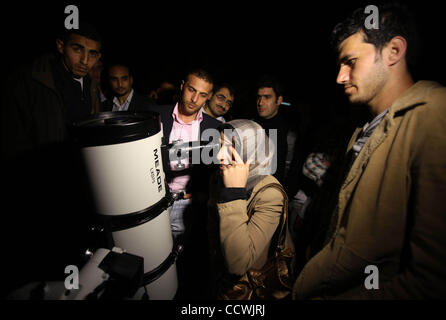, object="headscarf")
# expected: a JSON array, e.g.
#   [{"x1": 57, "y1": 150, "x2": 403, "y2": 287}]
[{"x1": 219, "y1": 119, "x2": 276, "y2": 192}]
